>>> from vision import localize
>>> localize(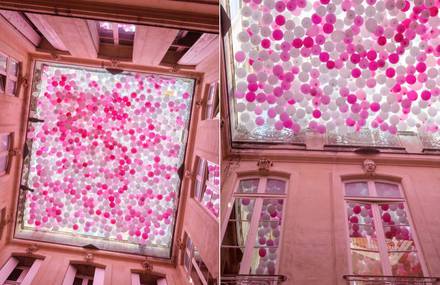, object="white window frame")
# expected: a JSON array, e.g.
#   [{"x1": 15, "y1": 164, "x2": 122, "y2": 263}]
[
  {"x1": 183, "y1": 233, "x2": 215, "y2": 285},
  {"x1": 221, "y1": 176, "x2": 288, "y2": 275},
  {"x1": 62, "y1": 264, "x2": 104, "y2": 285},
  {"x1": 0, "y1": 256, "x2": 42, "y2": 285},
  {"x1": 204, "y1": 82, "x2": 219, "y2": 120},
  {"x1": 343, "y1": 179, "x2": 428, "y2": 277},
  {"x1": 0, "y1": 52, "x2": 19, "y2": 96},
  {"x1": 0, "y1": 132, "x2": 13, "y2": 176}
]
